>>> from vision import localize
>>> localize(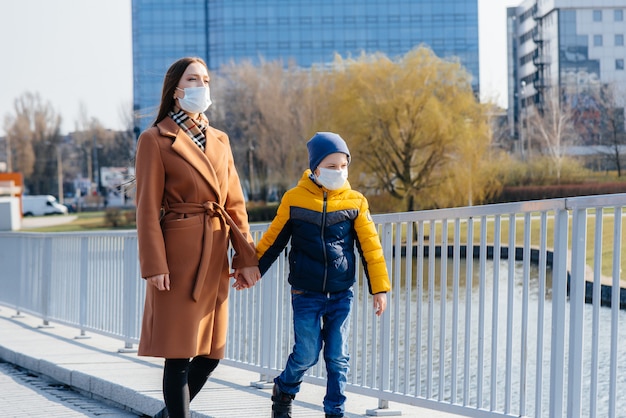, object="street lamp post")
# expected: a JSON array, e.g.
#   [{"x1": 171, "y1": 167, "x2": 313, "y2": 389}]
[
  {"x1": 56, "y1": 144, "x2": 63, "y2": 204},
  {"x1": 92, "y1": 135, "x2": 103, "y2": 195}
]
